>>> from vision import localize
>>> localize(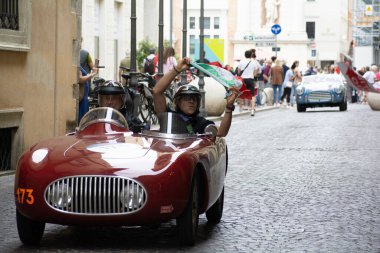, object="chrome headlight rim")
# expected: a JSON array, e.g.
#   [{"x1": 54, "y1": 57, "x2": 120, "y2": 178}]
[
  {"x1": 334, "y1": 85, "x2": 344, "y2": 94},
  {"x1": 296, "y1": 86, "x2": 305, "y2": 95}
]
